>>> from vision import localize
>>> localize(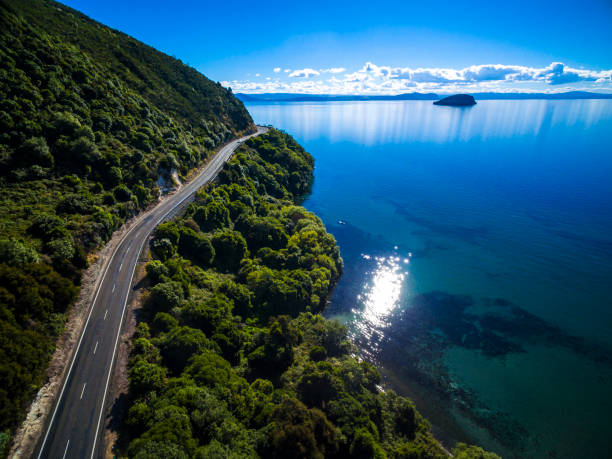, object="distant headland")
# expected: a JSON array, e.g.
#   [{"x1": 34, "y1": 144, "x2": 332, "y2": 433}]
[
  {"x1": 434, "y1": 94, "x2": 477, "y2": 106},
  {"x1": 236, "y1": 91, "x2": 612, "y2": 103}
]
